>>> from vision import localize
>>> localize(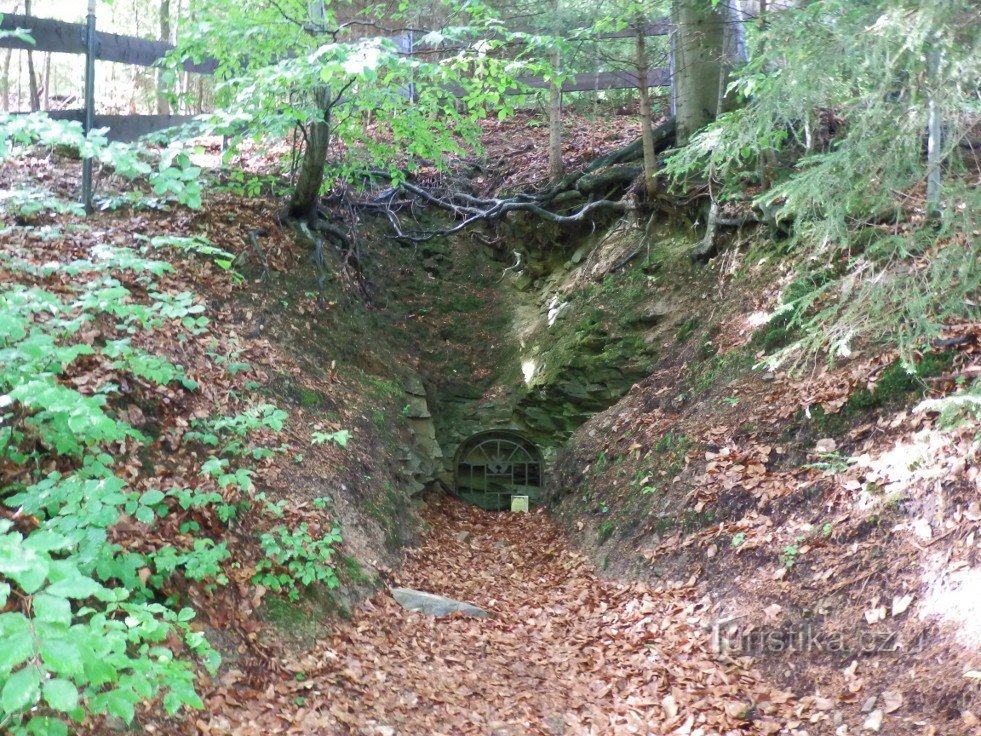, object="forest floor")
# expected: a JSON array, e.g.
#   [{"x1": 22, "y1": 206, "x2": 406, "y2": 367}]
[
  {"x1": 2, "y1": 112, "x2": 977, "y2": 736},
  {"x1": 199, "y1": 495, "x2": 810, "y2": 736}
]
